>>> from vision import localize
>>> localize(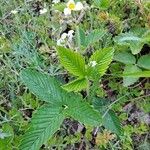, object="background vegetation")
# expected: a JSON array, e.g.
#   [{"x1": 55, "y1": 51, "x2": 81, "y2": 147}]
[{"x1": 0, "y1": 0, "x2": 150, "y2": 149}]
